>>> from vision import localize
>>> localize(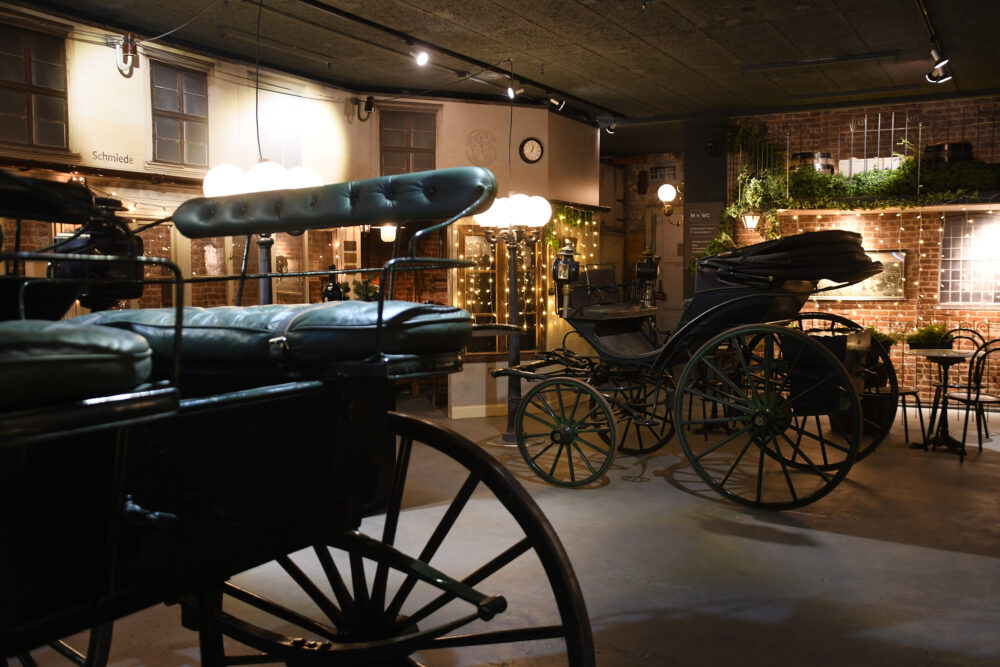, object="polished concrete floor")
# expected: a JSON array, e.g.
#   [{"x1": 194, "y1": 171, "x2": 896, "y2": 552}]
[{"x1": 16, "y1": 402, "x2": 1000, "y2": 666}]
